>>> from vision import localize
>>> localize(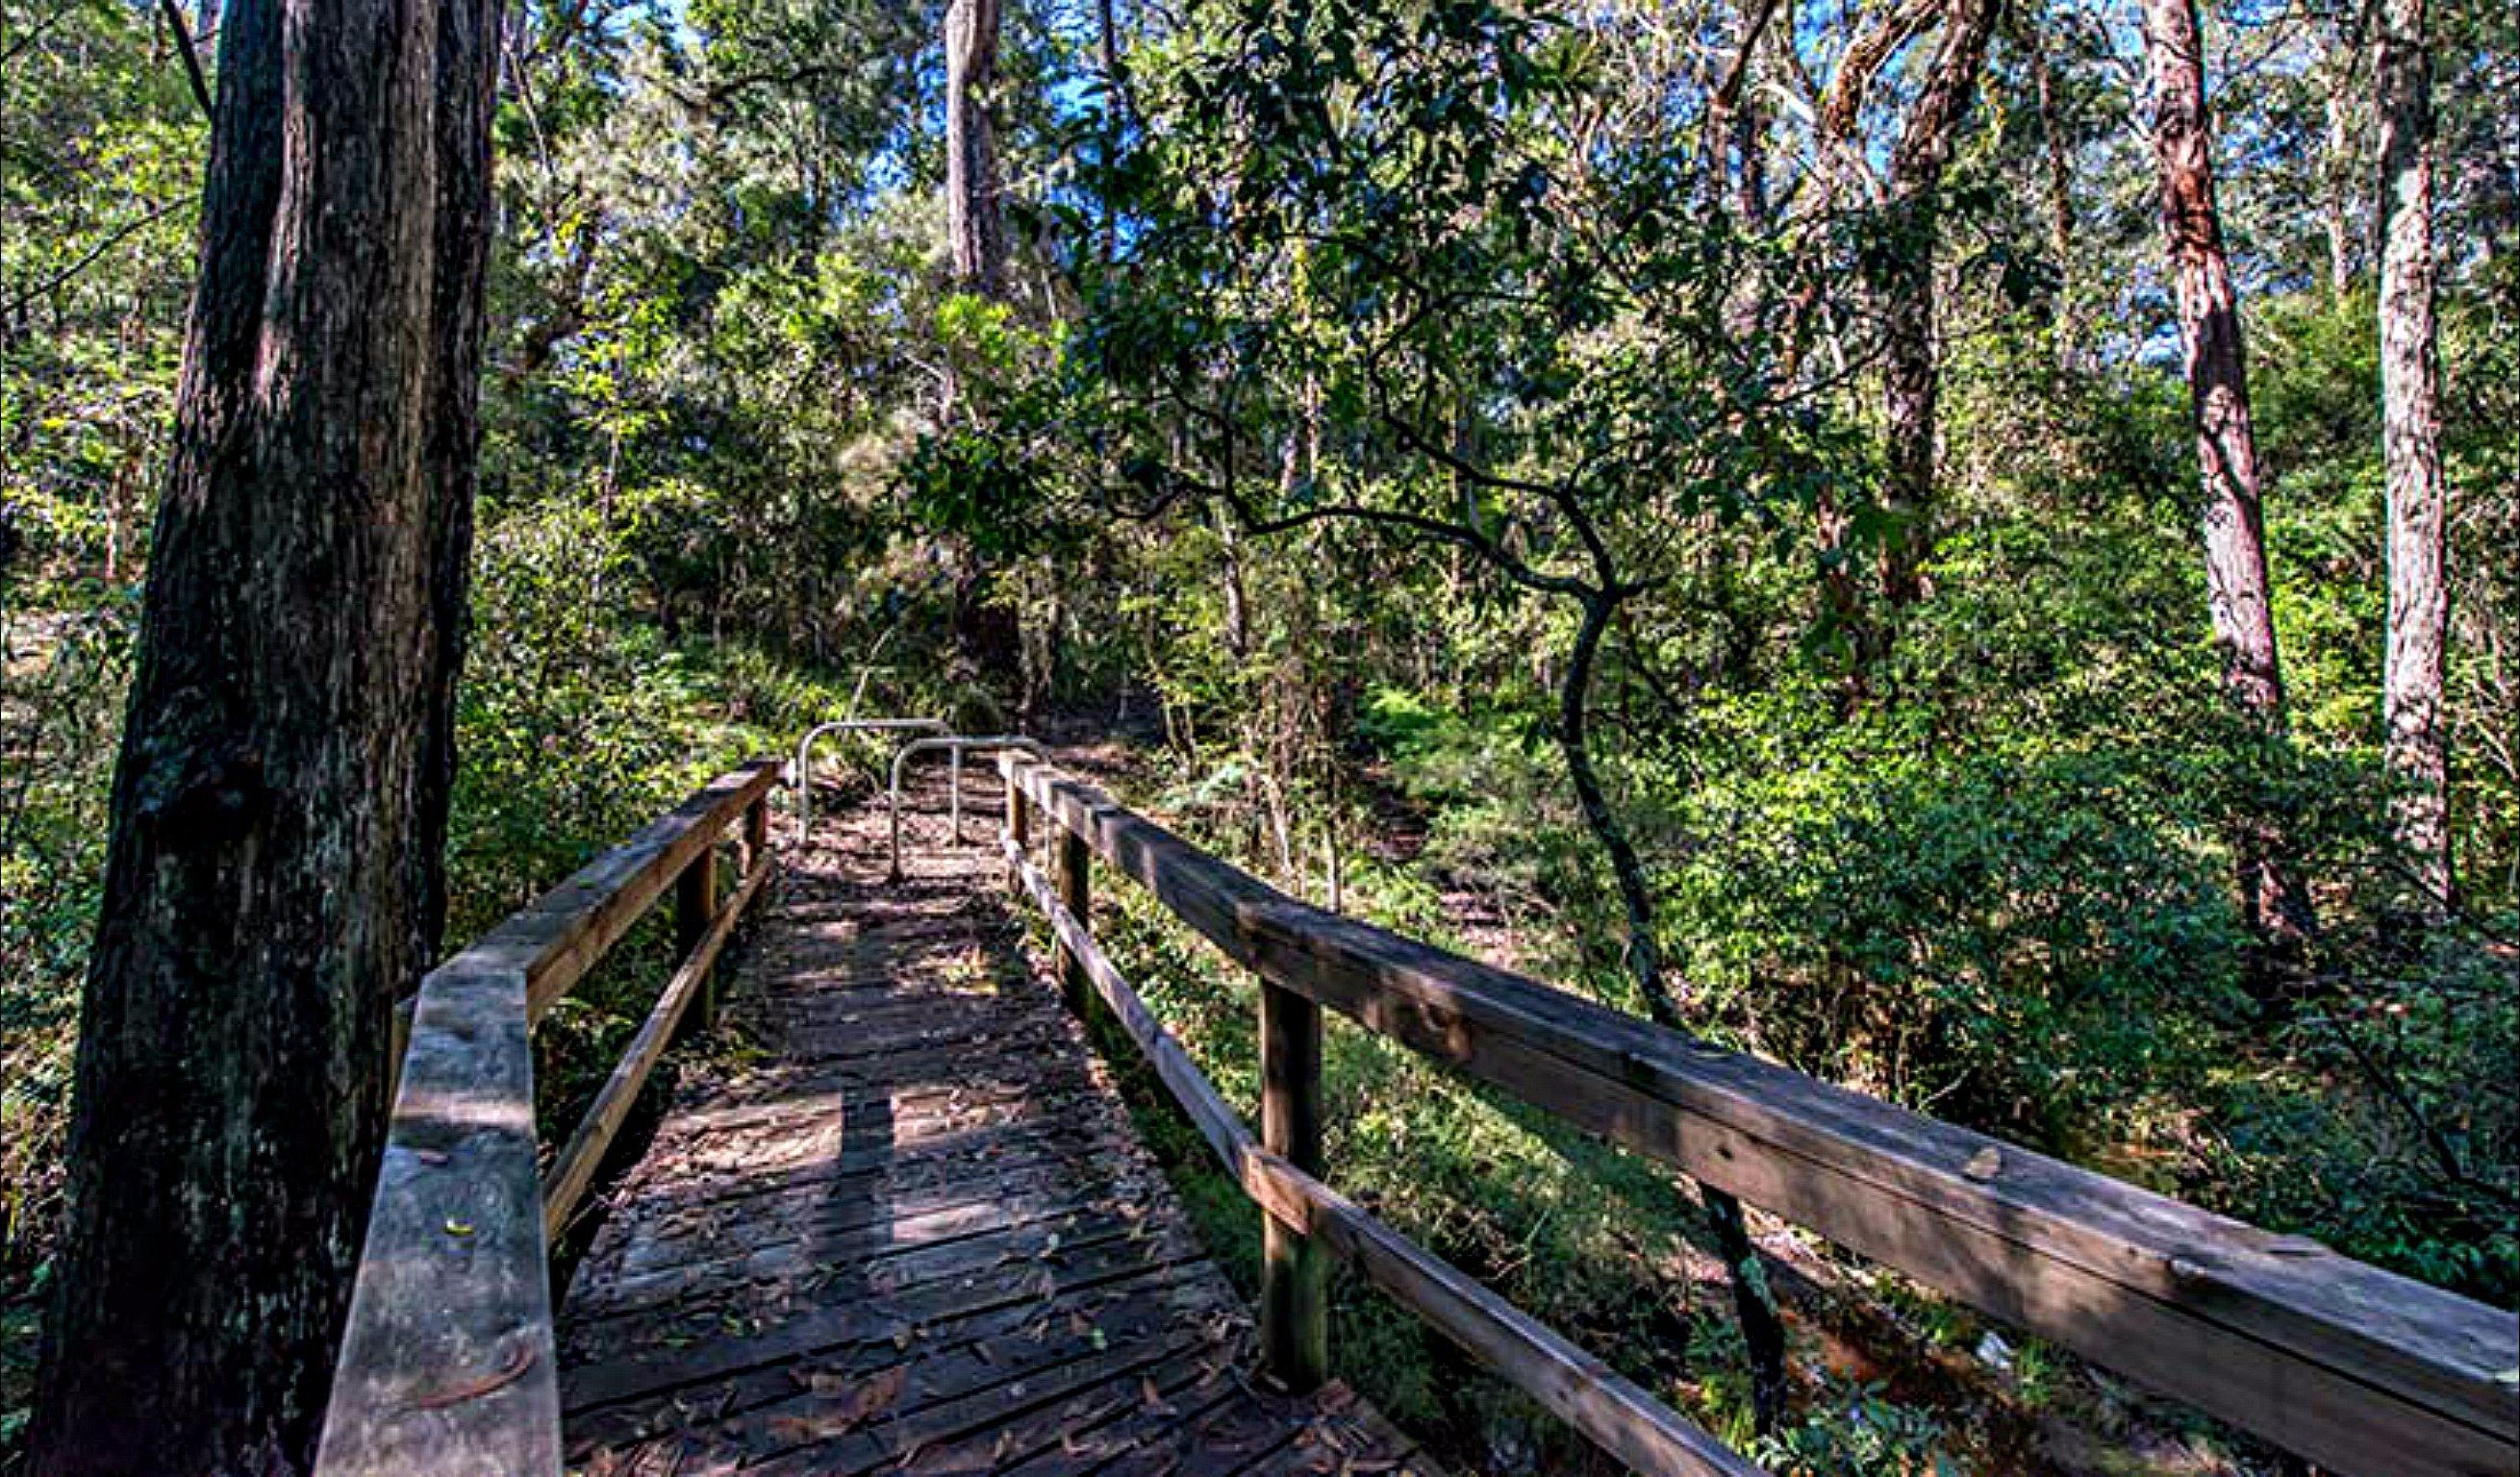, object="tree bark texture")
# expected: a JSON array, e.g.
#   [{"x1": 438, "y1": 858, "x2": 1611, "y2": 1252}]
[
  {"x1": 2142, "y1": 0, "x2": 2320, "y2": 951},
  {"x1": 2324, "y1": 46, "x2": 2360, "y2": 300},
  {"x1": 945, "y1": 0, "x2": 1007, "y2": 297},
  {"x1": 2375, "y1": 0, "x2": 2455, "y2": 908},
  {"x1": 29, "y1": 0, "x2": 502, "y2": 1468}
]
